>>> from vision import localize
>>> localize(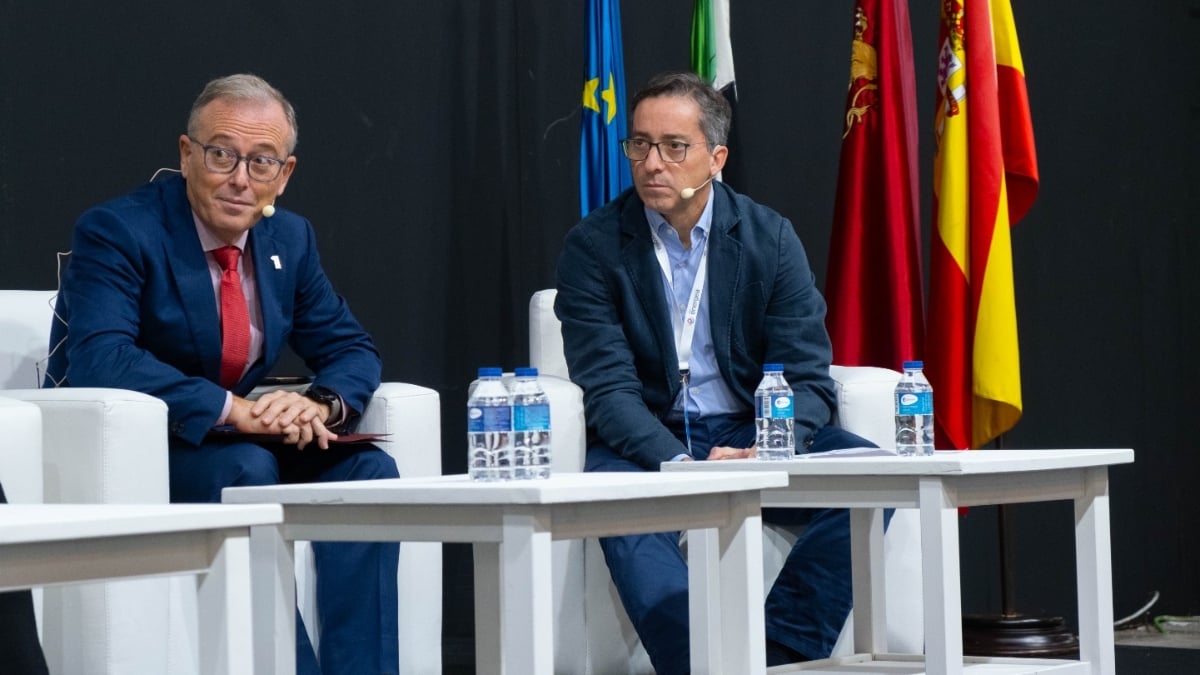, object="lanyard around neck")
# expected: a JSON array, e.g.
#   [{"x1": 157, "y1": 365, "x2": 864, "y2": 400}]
[{"x1": 648, "y1": 225, "x2": 709, "y2": 374}]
